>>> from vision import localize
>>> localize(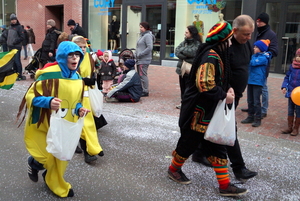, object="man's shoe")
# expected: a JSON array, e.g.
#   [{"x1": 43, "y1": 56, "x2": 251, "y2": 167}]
[
  {"x1": 98, "y1": 151, "x2": 104, "y2": 157},
  {"x1": 219, "y1": 183, "x2": 248, "y2": 197},
  {"x1": 84, "y1": 153, "x2": 97, "y2": 163},
  {"x1": 192, "y1": 153, "x2": 212, "y2": 167},
  {"x1": 105, "y1": 97, "x2": 119, "y2": 102},
  {"x1": 176, "y1": 104, "x2": 181, "y2": 109},
  {"x1": 141, "y1": 92, "x2": 149, "y2": 97},
  {"x1": 75, "y1": 145, "x2": 82, "y2": 153},
  {"x1": 252, "y1": 119, "x2": 261, "y2": 127},
  {"x1": 241, "y1": 108, "x2": 248, "y2": 112},
  {"x1": 234, "y1": 167, "x2": 257, "y2": 182},
  {"x1": 261, "y1": 113, "x2": 267, "y2": 118},
  {"x1": 67, "y1": 189, "x2": 74, "y2": 197},
  {"x1": 28, "y1": 163, "x2": 39, "y2": 182},
  {"x1": 241, "y1": 116, "x2": 254, "y2": 124},
  {"x1": 168, "y1": 169, "x2": 191, "y2": 184}
]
